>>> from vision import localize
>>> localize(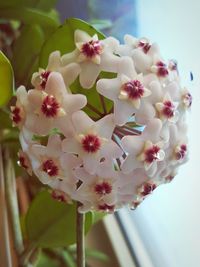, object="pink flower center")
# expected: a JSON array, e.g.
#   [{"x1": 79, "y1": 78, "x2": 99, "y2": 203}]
[
  {"x1": 183, "y1": 93, "x2": 192, "y2": 107},
  {"x1": 41, "y1": 95, "x2": 60, "y2": 118},
  {"x1": 165, "y1": 175, "x2": 175, "y2": 182},
  {"x1": 175, "y1": 144, "x2": 187, "y2": 160},
  {"x1": 51, "y1": 190, "x2": 69, "y2": 203},
  {"x1": 11, "y1": 106, "x2": 22, "y2": 124},
  {"x1": 140, "y1": 182, "x2": 156, "y2": 197},
  {"x1": 81, "y1": 40, "x2": 102, "y2": 58},
  {"x1": 94, "y1": 181, "x2": 112, "y2": 195},
  {"x1": 168, "y1": 59, "x2": 178, "y2": 71},
  {"x1": 131, "y1": 200, "x2": 141, "y2": 210},
  {"x1": 138, "y1": 41, "x2": 151, "y2": 54},
  {"x1": 19, "y1": 155, "x2": 28, "y2": 169},
  {"x1": 122, "y1": 80, "x2": 144, "y2": 100},
  {"x1": 42, "y1": 159, "x2": 59, "y2": 177},
  {"x1": 156, "y1": 61, "x2": 169, "y2": 77},
  {"x1": 98, "y1": 203, "x2": 115, "y2": 212},
  {"x1": 81, "y1": 134, "x2": 101, "y2": 153},
  {"x1": 145, "y1": 145, "x2": 160, "y2": 163},
  {"x1": 40, "y1": 71, "x2": 51, "y2": 89},
  {"x1": 162, "y1": 101, "x2": 175, "y2": 118}
]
